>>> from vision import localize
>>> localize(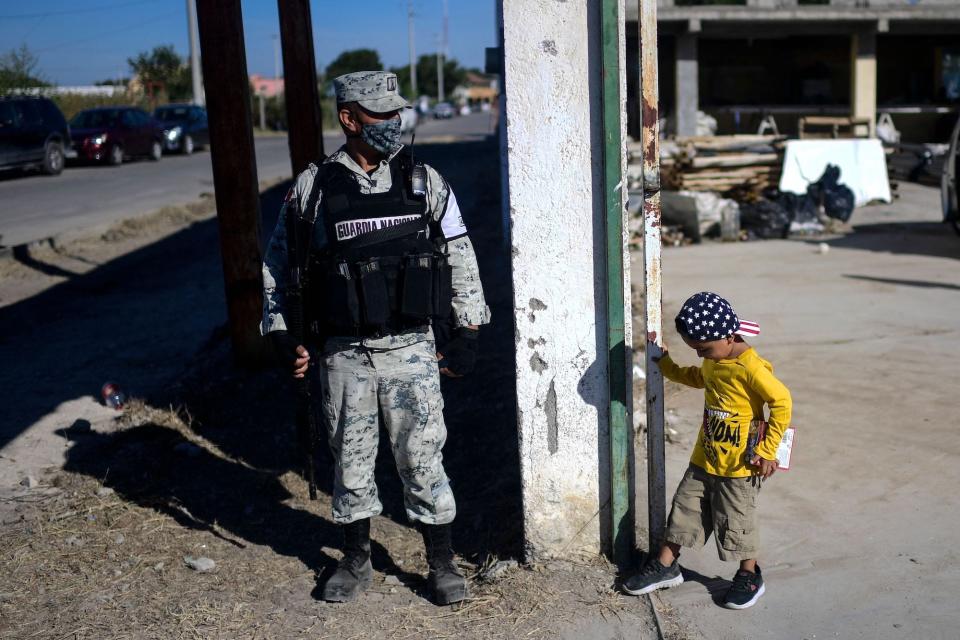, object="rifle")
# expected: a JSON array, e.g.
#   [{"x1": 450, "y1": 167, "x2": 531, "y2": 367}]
[{"x1": 285, "y1": 173, "x2": 323, "y2": 500}]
